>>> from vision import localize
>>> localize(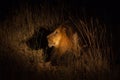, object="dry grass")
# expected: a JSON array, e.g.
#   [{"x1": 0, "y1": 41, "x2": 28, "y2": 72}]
[
  {"x1": 74, "y1": 19, "x2": 111, "y2": 70},
  {"x1": 0, "y1": 3, "x2": 113, "y2": 80}
]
